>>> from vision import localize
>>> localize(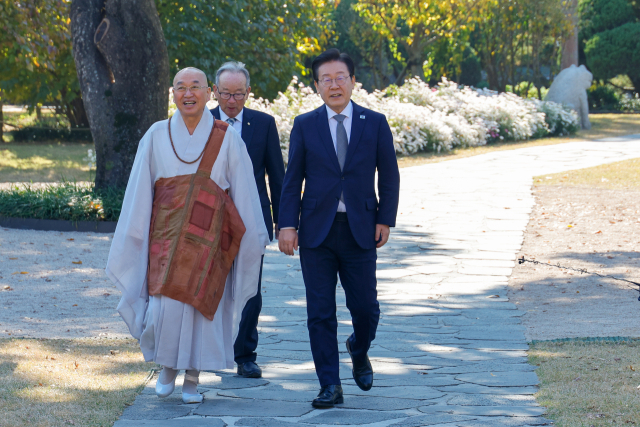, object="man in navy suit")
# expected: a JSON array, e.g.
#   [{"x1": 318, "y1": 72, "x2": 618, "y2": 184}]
[
  {"x1": 210, "y1": 61, "x2": 285, "y2": 378},
  {"x1": 279, "y1": 49, "x2": 400, "y2": 408}
]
